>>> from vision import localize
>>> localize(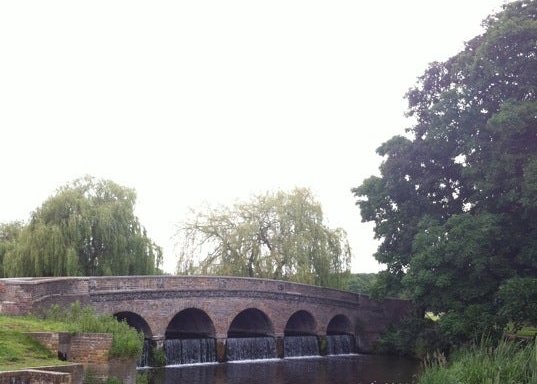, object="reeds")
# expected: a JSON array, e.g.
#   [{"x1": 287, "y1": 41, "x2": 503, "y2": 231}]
[{"x1": 418, "y1": 338, "x2": 537, "y2": 384}]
